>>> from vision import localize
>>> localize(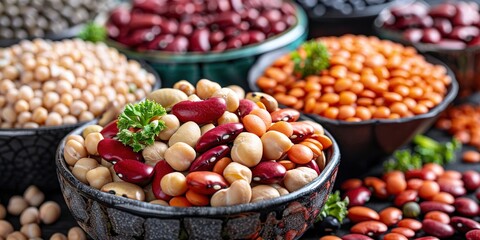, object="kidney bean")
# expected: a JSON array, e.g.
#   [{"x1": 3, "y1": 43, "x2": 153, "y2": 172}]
[
  {"x1": 97, "y1": 138, "x2": 143, "y2": 163},
  {"x1": 403, "y1": 28, "x2": 423, "y2": 43},
  {"x1": 394, "y1": 190, "x2": 418, "y2": 207},
  {"x1": 419, "y1": 180, "x2": 440, "y2": 199},
  {"x1": 214, "y1": 11, "x2": 241, "y2": 27},
  {"x1": 380, "y1": 207, "x2": 403, "y2": 226},
  {"x1": 237, "y1": 99, "x2": 258, "y2": 118},
  {"x1": 398, "y1": 218, "x2": 423, "y2": 231},
  {"x1": 348, "y1": 206, "x2": 380, "y2": 223},
  {"x1": 476, "y1": 190, "x2": 480, "y2": 201},
  {"x1": 386, "y1": 174, "x2": 407, "y2": 195},
  {"x1": 439, "y1": 180, "x2": 466, "y2": 197},
  {"x1": 436, "y1": 39, "x2": 467, "y2": 49},
  {"x1": 384, "y1": 233, "x2": 408, "y2": 240},
  {"x1": 113, "y1": 159, "x2": 154, "y2": 186},
  {"x1": 226, "y1": 38, "x2": 243, "y2": 49},
  {"x1": 466, "y1": 229, "x2": 480, "y2": 240},
  {"x1": 302, "y1": 160, "x2": 320, "y2": 175},
  {"x1": 100, "y1": 120, "x2": 118, "y2": 139},
  {"x1": 110, "y1": 7, "x2": 131, "y2": 26},
  {"x1": 405, "y1": 169, "x2": 436, "y2": 181},
  {"x1": 420, "y1": 201, "x2": 455, "y2": 214},
  {"x1": 462, "y1": 170, "x2": 480, "y2": 191},
  {"x1": 345, "y1": 186, "x2": 371, "y2": 207},
  {"x1": 209, "y1": 31, "x2": 225, "y2": 45},
  {"x1": 453, "y1": 2, "x2": 480, "y2": 26},
  {"x1": 454, "y1": 197, "x2": 479, "y2": 217},
  {"x1": 431, "y1": 192, "x2": 455, "y2": 204},
  {"x1": 450, "y1": 26, "x2": 479, "y2": 42},
  {"x1": 425, "y1": 211, "x2": 450, "y2": 224},
  {"x1": 391, "y1": 227, "x2": 415, "y2": 238},
  {"x1": 248, "y1": 30, "x2": 266, "y2": 44},
  {"x1": 422, "y1": 219, "x2": 455, "y2": 238},
  {"x1": 433, "y1": 18, "x2": 452, "y2": 35},
  {"x1": 189, "y1": 29, "x2": 211, "y2": 52},
  {"x1": 195, "y1": 123, "x2": 243, "y2": 153},
  {"x1": 186, "y1": 171, "x2": 228, "y2": 195},
  {"x1": 350, "y1": 221, "x2": 388, "y2": 236},
  {"x1": 441, "y1": 170, "x2": 462, "y2": 180},
  {"x1": 151, "y1": 161, "x2": 174, "y2": 201},
  {"x1": 428, "y1": 3, "x2": 456, "y2": 18},
  {"x1": 407, "y1": 178, "x2": 424, "y2": 190},
  {"x1": 364, "y1": 177, "x2": 388, "y2": 199},
  {"x1": 341, "y1": 178, "x2": 363, "y2": 191},
  {"x1": 271, "y1": 108, "x2": 300, "y2": 122},
  {"x1": 163, "y1": 36, "x2": 189, "y2": 52},
  {"x1": 463, "y1": 151, "x2": 480, "y2": 163},
  {"x1": 189, "y1": 145, "x2": 230, "y2": 172},
  {"x1": 128, "y1": 13, "x2": 163, "y2": 29},
  {"x1": 451, "y1": 216, "x2": 480, "y2": 233},
  {"x1": 342, "y1": 234, "x2": 373, "y2": 240},
  {"x1": 289, "y1": 122, "x2": 315, "y2": 144},
  {"x1": 171, "y1": 97, "x2": 226, "y2": 124},
  {"x1": 252, "y1": 161, "x2": 286, "y2": 184},
  {"x1": 178, "y1": 22, "x2": 193, "y2": 36},
  {"x1": 415, "y1": 237, "x2": 440, "y2": 240}
]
